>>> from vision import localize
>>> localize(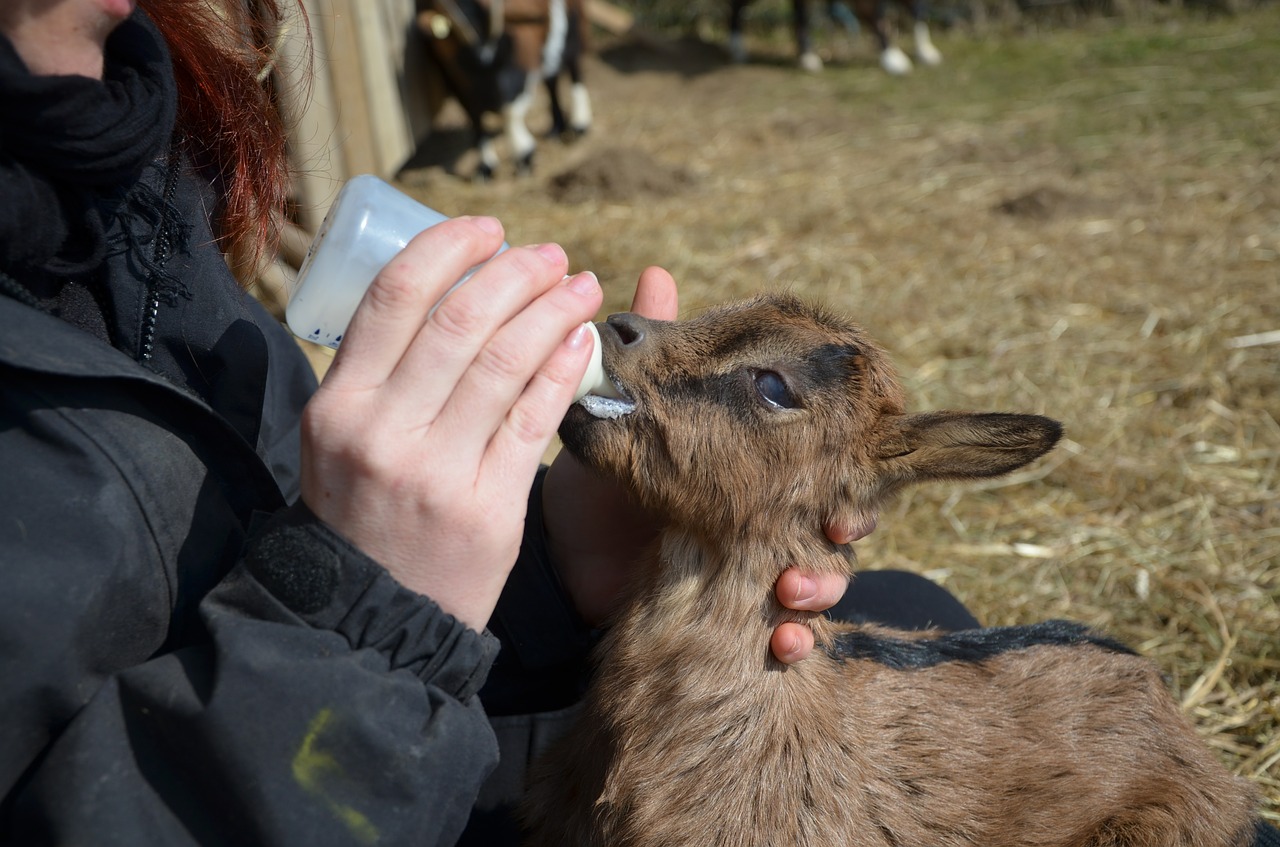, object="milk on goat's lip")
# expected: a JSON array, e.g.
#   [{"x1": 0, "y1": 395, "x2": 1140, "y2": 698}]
[
  {"x1": 285, "y1": 174, "x2": 622, "y2": 403},
  {"x1": 577, "y1": 322, "x2": 626, "y2": 402}
]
